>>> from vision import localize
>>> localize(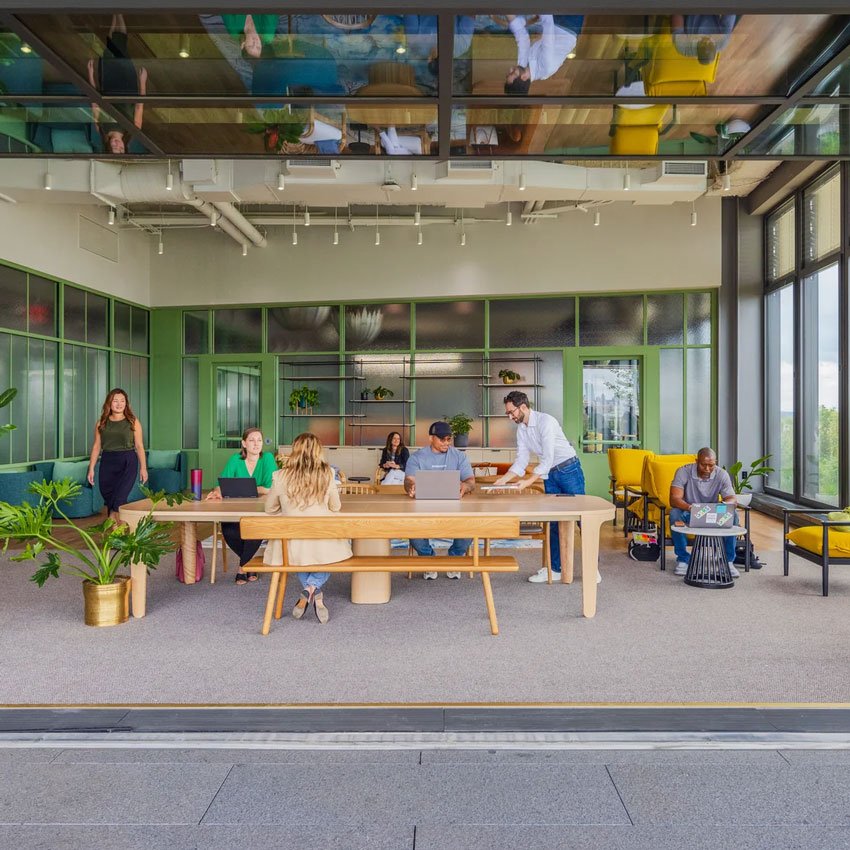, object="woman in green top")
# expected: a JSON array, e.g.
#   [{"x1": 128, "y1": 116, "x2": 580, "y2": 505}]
[
  {"x1": 206, "y1": 426, "x2": 276, "y2": 584},
  {"x1": 87, "y1": 388, "x2": 148, "y2": 522}
]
